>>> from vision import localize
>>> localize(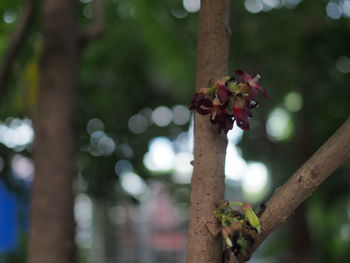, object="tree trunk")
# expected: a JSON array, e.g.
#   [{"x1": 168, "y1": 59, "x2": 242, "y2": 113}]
[
  {"x1": 28, "y1": 0, "x2": 78, "y2": 262},
  {"x1": 288, "y1": 205, "x2": 314, "y2": 263},
  {"x1": 288, "y1": 88, "x2": 315, "y2": 263},
  {"x1": 187, "y1": 1, "x2": 230, "y2": 263}
]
